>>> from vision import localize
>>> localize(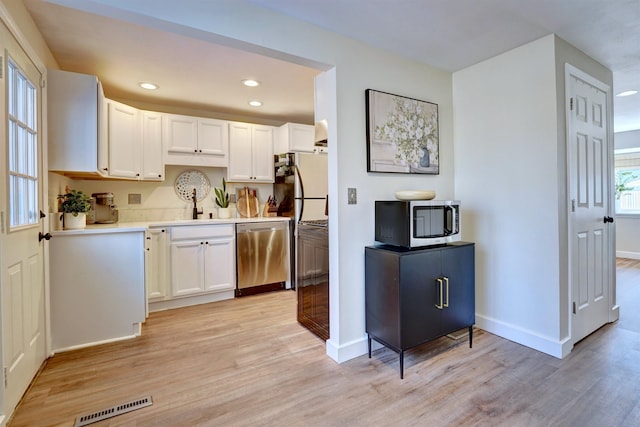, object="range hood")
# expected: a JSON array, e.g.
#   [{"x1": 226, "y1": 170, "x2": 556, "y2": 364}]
[{"x1": 314, "y1": 120, "x2": 328, "y2": 147}]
